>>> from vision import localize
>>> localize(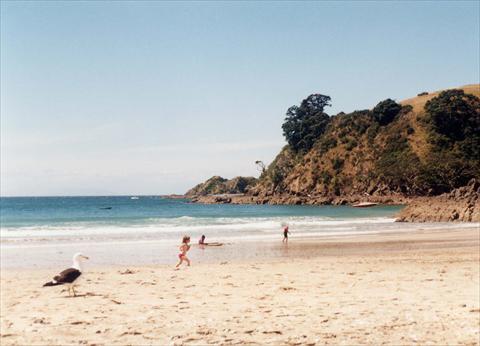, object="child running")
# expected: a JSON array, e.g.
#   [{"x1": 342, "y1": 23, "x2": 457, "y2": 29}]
[{"x1": 175, "y1": 235, "x2": 191, "y2": 269}]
